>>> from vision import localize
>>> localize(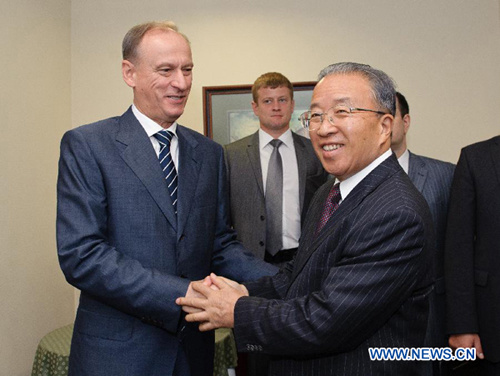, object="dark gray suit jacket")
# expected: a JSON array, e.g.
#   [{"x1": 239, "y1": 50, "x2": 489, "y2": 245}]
[
  {"x1": 445, "y1": 136, "x2": 500, "y2": 362},
  {"x1": 56, "y1": 107, "x2": 277, "y2": 376},
  {"x1": 408, "y1": 151, "x2": 455, "y2": 284},
  {"x1": 408, "y1": 152, "x2": 455, "y2": 375},
  {"x1": 224, "y1": 131, "x2": 328, "y2": 258},
  {"x1": 233, "y1": 154, "x2": 434, "y2": 375}
]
